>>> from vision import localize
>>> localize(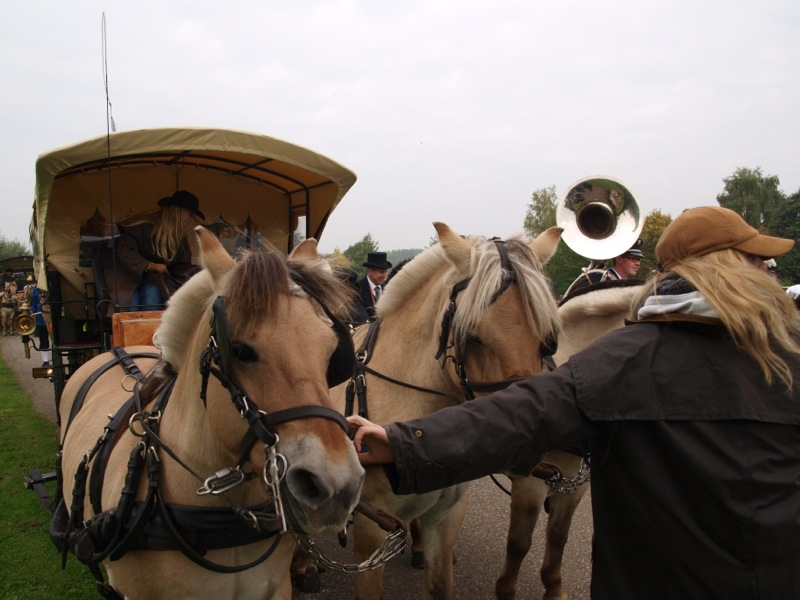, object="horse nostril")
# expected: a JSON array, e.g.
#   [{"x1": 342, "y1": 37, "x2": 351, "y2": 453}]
[{"x1": 286, "y1": 467, "x2": 334, "y2": 510}]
